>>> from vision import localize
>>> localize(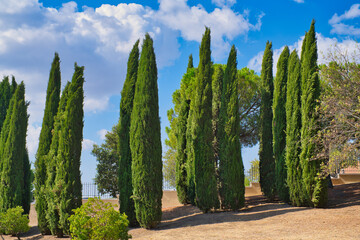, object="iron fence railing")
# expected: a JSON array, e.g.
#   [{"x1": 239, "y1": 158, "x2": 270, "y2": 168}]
[
  {"x1": 247, "y1": 166, "x2": 259, "y2": 183},
  {"x1": 82, "y1": 182, "x2": 114, "y2": 199},
  {"x1": 332, "y1": 159, "x2": 360, "y2": 175}
]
